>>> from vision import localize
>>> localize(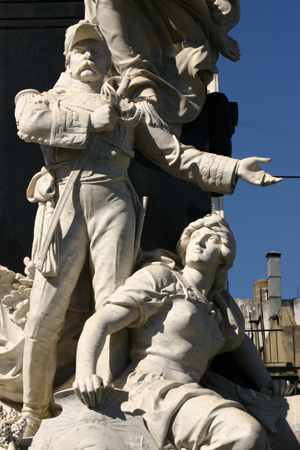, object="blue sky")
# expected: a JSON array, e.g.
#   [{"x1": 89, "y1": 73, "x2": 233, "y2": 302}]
[{"x1": 216, "y1": 2, "x2": 300, "y2": 300}]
